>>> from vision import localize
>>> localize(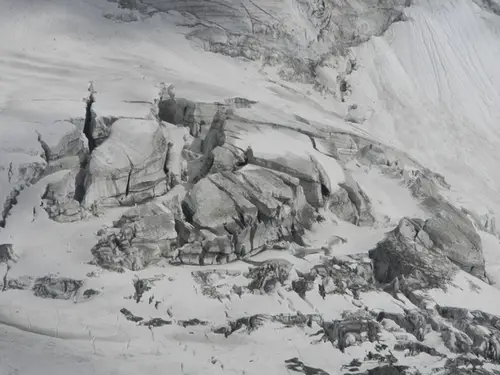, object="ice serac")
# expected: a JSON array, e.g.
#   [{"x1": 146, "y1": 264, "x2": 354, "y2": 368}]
[
  {"x1": 37, "y1": 120, "x2": 87, "y2": 175},
  {"x1": 0, "y1": 157, "x2": 45, "y2": 228},
  {"x1": 329, "y1": 171, "x2": 374, "y2": 226},
  {"x1": 157, "y1": 87, "x2": 198, "y2": 136},
  {"x1": 83, "y1": 118, "x2": 169, "y2": 208},
  {"x1": 240, "y1": 124, "x2": 344, "y2": 208},
  {"x1": 177, "y1": 166, "x2": 316, "y2": 265},
  {"x1": 0, "y1": 244, "x2": 18, "y2": 263},
  {"x1": 43, "y1": 167, "x2": 87, "y2": 222},
  {"x1": 91, "y1": 202, "x2": 177, "y2": 271},
  {"x1": 139, "y1": 0, "x2": 409, "y2": 64},
  {"x1": 201, "y1": 109, "x2": 226, "y2": 157}
]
